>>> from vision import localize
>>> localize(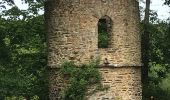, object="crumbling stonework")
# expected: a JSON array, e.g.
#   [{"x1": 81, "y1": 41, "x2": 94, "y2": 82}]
[{"x1": 45, "y1": 0, "x2": 142, "y2": 99}]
